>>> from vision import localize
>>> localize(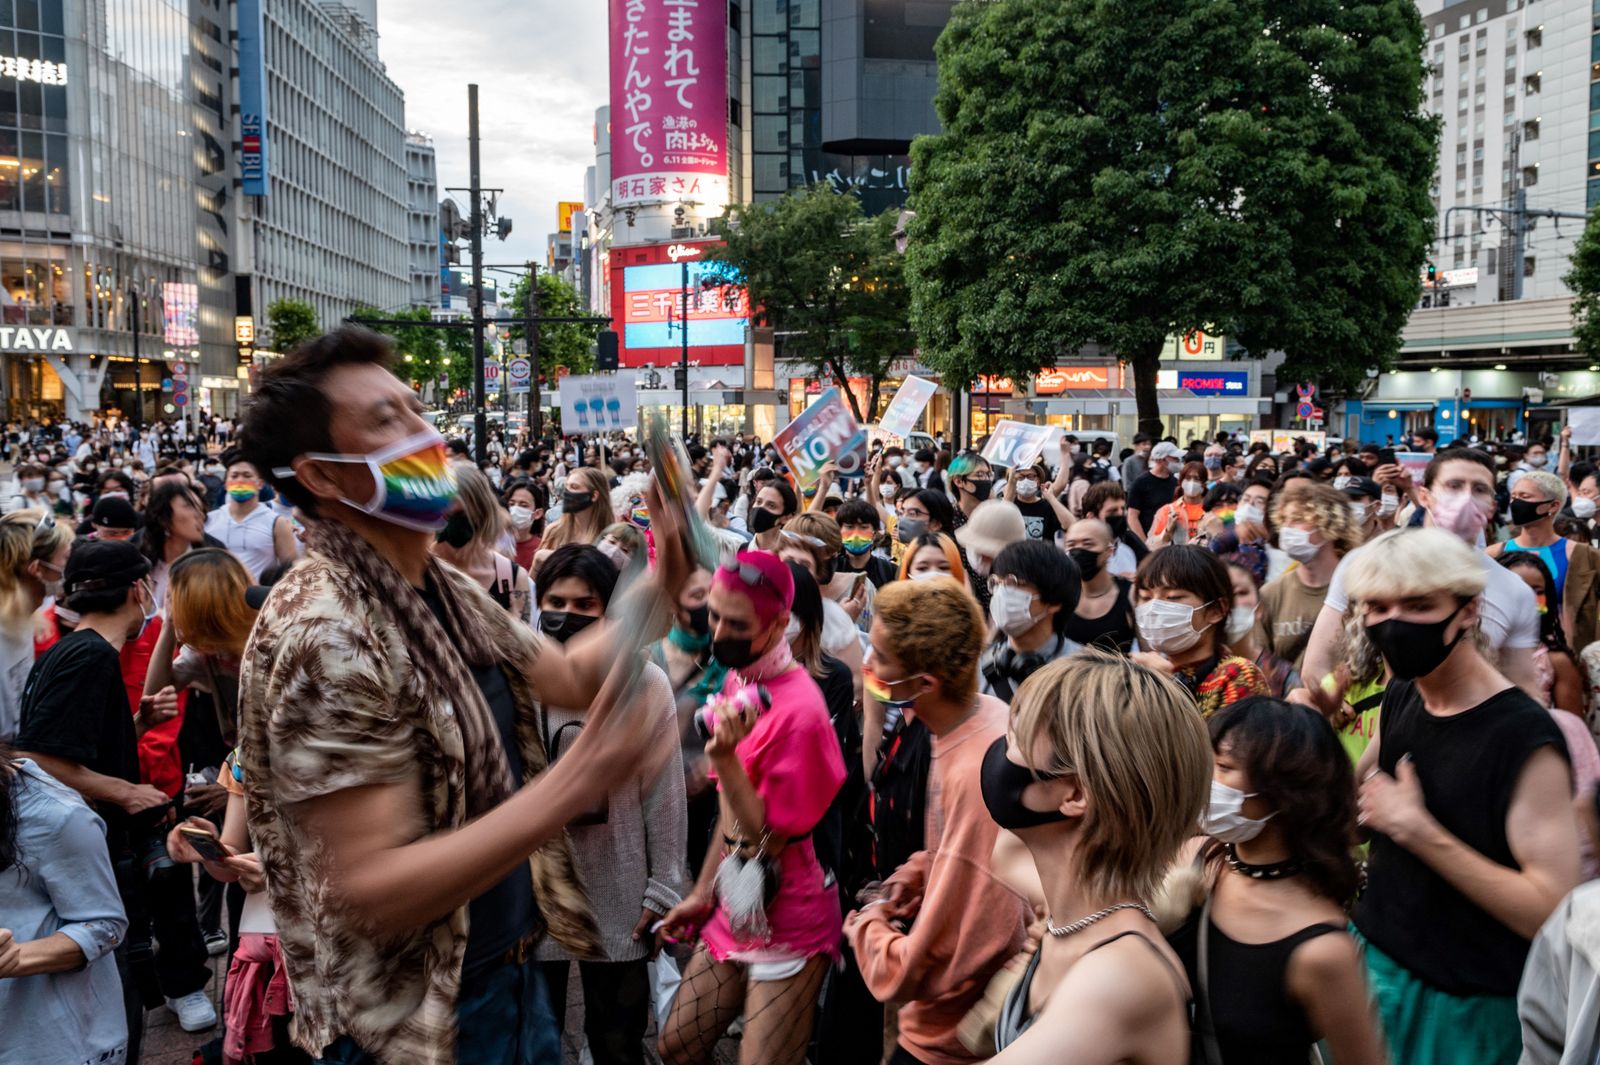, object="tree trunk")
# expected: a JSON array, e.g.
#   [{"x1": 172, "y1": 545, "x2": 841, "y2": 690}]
[
  {"x1": 829, "y1": 353, "x2": 866, "y2": 423},
  {"x1": 1131, "y1": 343, "x2": 1166, "y2": 438},
  {"x1": 867, "y1": 374, "x2": 883, "y2": 424}
]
